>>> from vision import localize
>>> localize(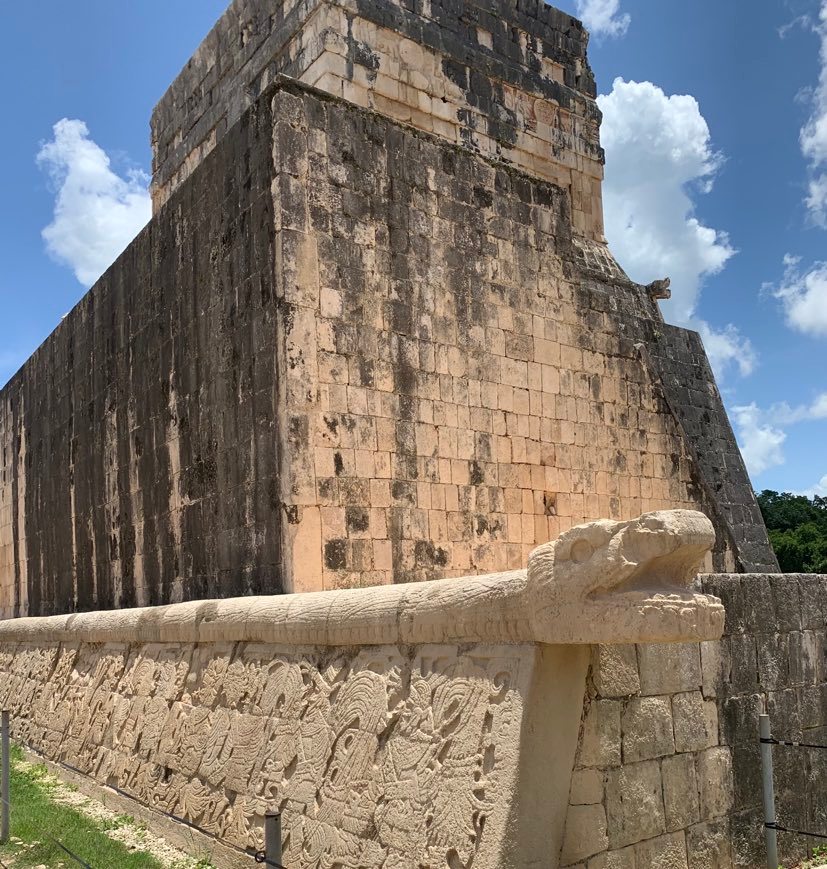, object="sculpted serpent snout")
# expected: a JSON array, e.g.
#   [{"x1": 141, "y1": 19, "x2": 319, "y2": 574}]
[{"x1": 526, "y1": 510, "x2": 724, "y2": 645}]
